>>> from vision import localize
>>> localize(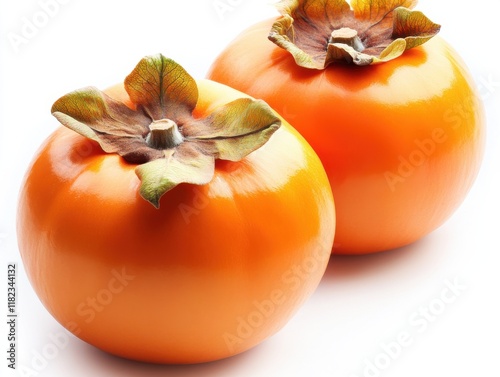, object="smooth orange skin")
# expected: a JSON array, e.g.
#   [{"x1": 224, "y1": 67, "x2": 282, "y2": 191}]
[
  {"x1": 207, "y1": 19, "x2": 486, "y2": 254},
  {"x1": 17, "y1": 79, "x2": 335, "y2": 364}
]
